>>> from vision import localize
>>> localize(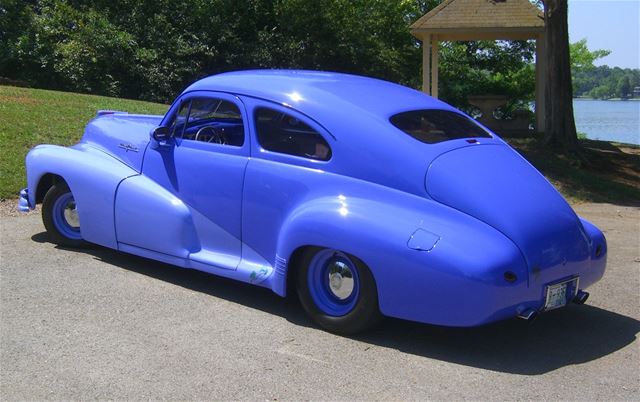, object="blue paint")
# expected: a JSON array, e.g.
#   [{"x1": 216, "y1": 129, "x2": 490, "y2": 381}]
[{"x1": 19, "y1": 70, "x2": 608, "y2": 329}]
